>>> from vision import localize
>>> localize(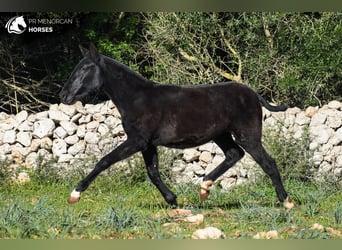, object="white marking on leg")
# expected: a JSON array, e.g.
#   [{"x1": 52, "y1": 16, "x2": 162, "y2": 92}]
[
  {"x1": 67, "y1": 189, "x2": 81, "y2": 204},
  {"x1": 200, "y1": 180, "x2": 214, "y2": 202},
  {"x1": 283, "y1": 196, "x2": 295, "y2": 210},
  {"x1": 70, "y1": 189, "x2": 80, "y2": 198}
]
